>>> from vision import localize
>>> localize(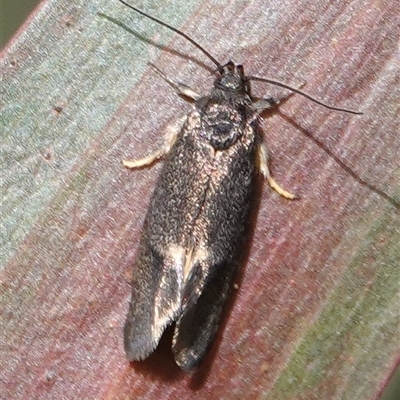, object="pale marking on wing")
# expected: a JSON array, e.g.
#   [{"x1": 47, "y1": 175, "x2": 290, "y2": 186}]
[{"x1": 152, "y1": 244, "x2": 185, "y2": 339}]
